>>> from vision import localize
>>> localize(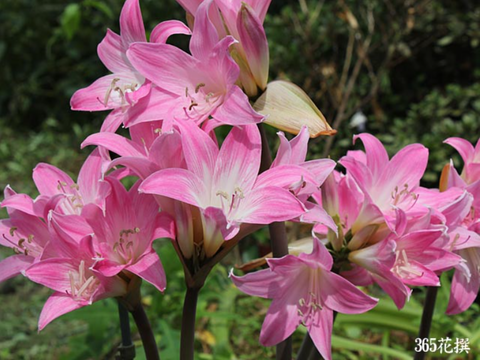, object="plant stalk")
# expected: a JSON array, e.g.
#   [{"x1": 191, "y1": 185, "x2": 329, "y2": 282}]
[
  {"x1": 414, "y1": 286, "x2": 438, "y2": 360},
  {"x1": 130, "y1": 302, "x2": 160, "y2": 360},
  {"x1": 180, "y1": 286, "x2": 200, "y2": 360},
  {"x1": 258, "y1": 123, "x2": 293, "y2": 359},
  {"x1": 117, "y1": 301, "x2": 136, "y2": 360}
]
